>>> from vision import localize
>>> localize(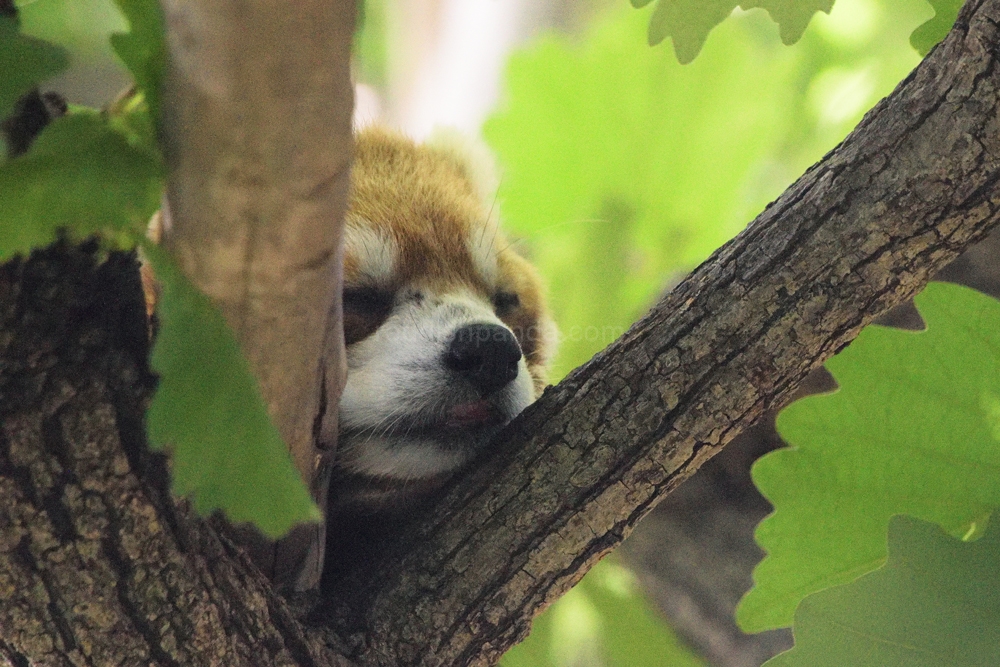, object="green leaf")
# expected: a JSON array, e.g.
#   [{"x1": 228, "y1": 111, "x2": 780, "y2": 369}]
[
  {"x1": 484, "y1": 7, "x2": 805, "y2": 379},
  {"x1": 501, "y1": 559, "x2": 705, "y2": 667},
  {"x1": 486, "y1": 1, "x2": 925, "y2": 382},
  {"x1": 106, "y1": 90, "x2": 158, "y2": 157},
  {"x1": 765, "y1": 515, "x2": 1000, "y2": 667},
  {"x1": 642, "y1": 0, "x2": 834, "y2": 63},
  {"x1": 354, "y1": 0, "x2": 389, "y2": 86},
  {"x1": 910, "y1": 0, "x2": 963, "y2": 55},
  {"x1": 739, "y1": 282, "x2": 1000, "y2": 631},
  {"x1": 0, "y1": 15, "x2": 69, "y2": 120},
  {"x1": 745, "y1": 0, "x2": 837, "y2": 44},
  {"x1": 110, "y1": 0, "x2": 166, "y2": 121},
  {"x1": 0, "y1": 112, "x2": 161, "y2": 261},
  {"x1": 143, "y1": 243, "x2": 321, "y2": 538},
  {"x1": 647, "y1": 0, "x2": 739, "y2": 61},
  {"x1": 586, "y1": 561, "x2": 705, "y2": 667}
]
